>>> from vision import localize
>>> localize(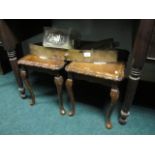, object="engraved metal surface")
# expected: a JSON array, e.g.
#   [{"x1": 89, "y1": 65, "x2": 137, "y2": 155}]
[{"x1": 43, "y1": 28, "x2": 73, "y2": 49}]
